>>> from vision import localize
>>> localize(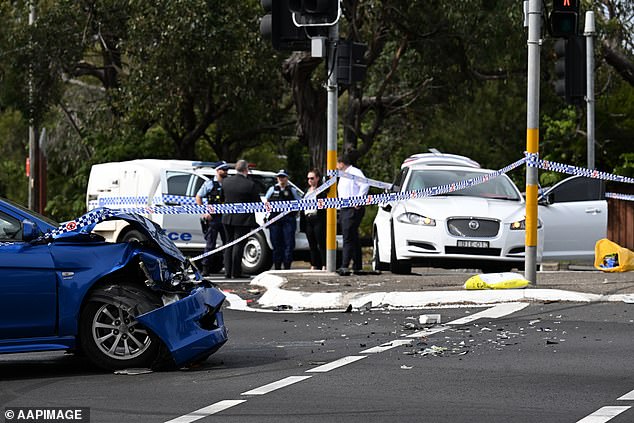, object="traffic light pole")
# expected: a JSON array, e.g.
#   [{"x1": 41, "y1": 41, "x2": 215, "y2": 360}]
[
  {"x1": 524, "y1": 0, "x2": 541, "y2": 285},
  {"x1": 325, "y1": 23, "x2": 338, "y2": 272},
  {"x1": 584, "y1": 11, "x2": 595, "y2": 170}
]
